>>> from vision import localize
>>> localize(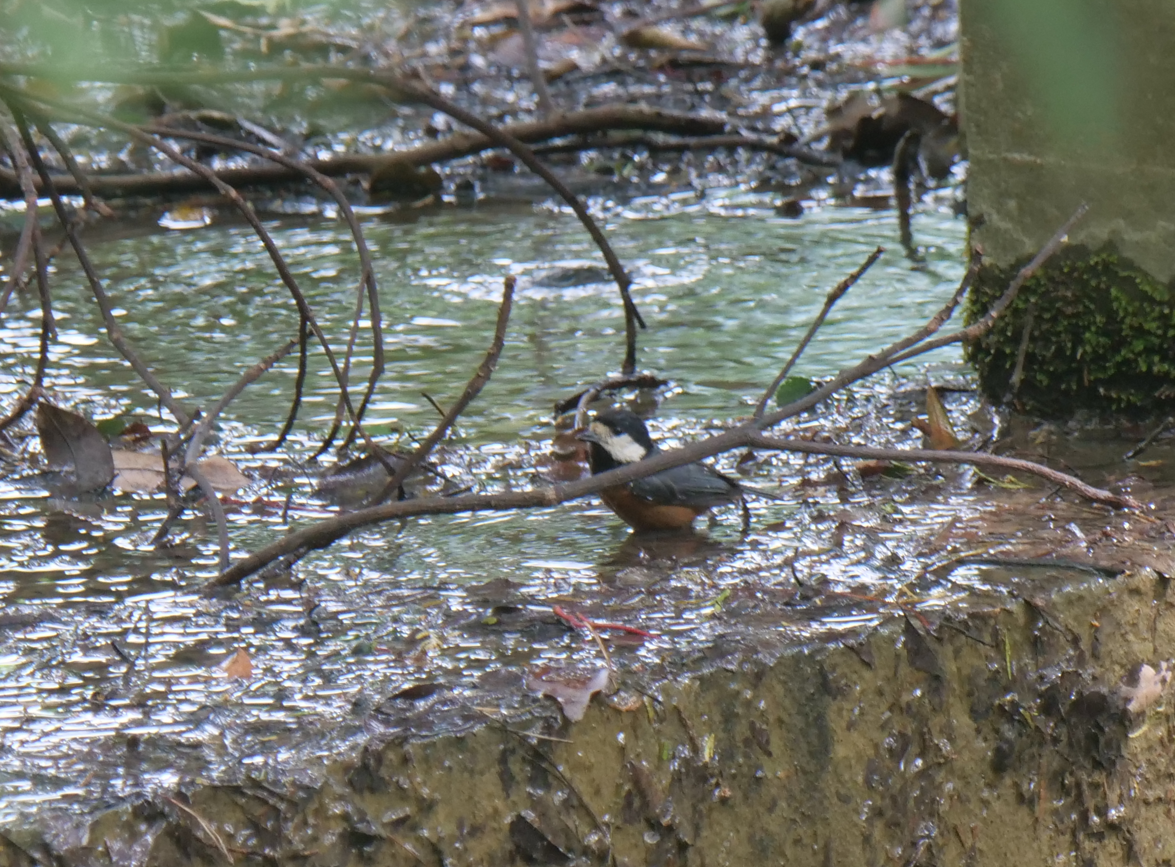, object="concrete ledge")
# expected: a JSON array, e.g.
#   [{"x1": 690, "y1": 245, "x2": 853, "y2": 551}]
[{"x1": 5, "y1": 570, "x2": 1174, "y2": 865}]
